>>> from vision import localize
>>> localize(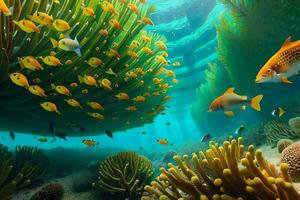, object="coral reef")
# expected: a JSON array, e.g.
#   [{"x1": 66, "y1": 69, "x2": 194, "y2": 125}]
[
  {"x1": 142, "y1": 138, "x2": 300, "y2": 199},
  {"x1": 277, "y1": 139, "x2": 294, "y2": 153},
  {"x1": 0, "y1": 144, "x2": 48, "y2": 200},
  {"x1": 0, "y1": 0, "x2": 174, "y2": 136},
  {"x1": 265, "y1": 121, "x2": 296, "y2": 147},
  {"x1": 289, "y1": 117, "x2": 300, "y2": 134},
  {"x1": 29, "y1": 183, "x2": 64, "y2": 200},
  {"x1": 281, "y1": 142, "x2": 300, "y2": 182},
  {"x1": 98, "y1": 151, "x2": 154, "y2": 200}
]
